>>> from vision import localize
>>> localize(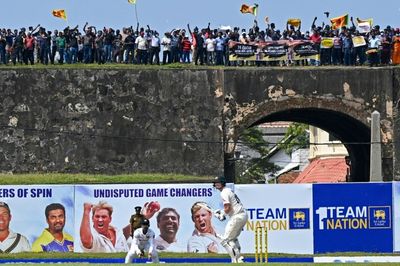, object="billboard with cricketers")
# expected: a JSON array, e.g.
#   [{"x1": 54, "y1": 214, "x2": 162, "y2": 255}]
[
  {"x1": 74, "y1": 184, "x2": 227, "y2": 253},
  {"x1": 0, "y1": 185, "x2": 74, "y2": 252}
]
